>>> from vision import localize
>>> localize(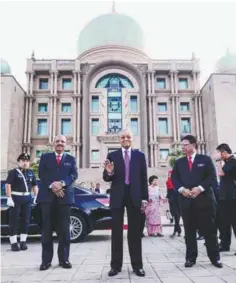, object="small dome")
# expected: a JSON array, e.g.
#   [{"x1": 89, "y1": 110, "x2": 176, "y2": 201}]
[
  {"x1": 0, "y1": 58, "x2": 11, "y2": 74},
  {"x1": 216, "y1": 49, "x2": 236, "y2": 73},
  {"x1": 77, "y1": 12, "x2": 144, "y2": 55}
]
